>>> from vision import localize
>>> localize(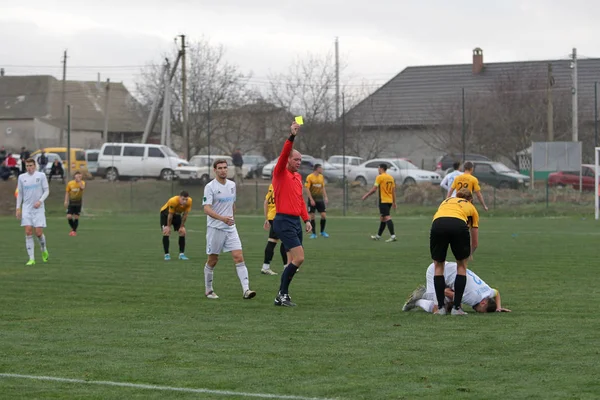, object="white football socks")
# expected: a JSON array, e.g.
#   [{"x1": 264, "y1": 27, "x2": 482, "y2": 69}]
[
  {"x1": 416, "y1": 299, "x2": 435, "y2": 313},
  {"x1": 236, "y1": 262, "x2": 250, "y2": 292},
  {"x1": 204, "y1": 264, "x2": 214, "y2": 293},
  {"x1": 37, "y1": 234, "x2": 46, "y2": 251},
  {"x1": 25, "y1": 235, "x2": 35, "y2": 260}
]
